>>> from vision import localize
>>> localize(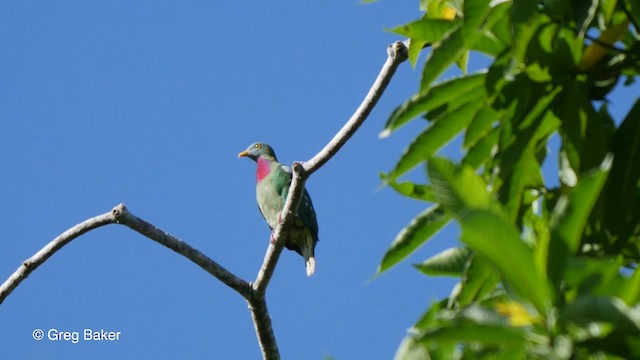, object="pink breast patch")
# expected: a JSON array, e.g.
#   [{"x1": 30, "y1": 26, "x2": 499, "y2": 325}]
[{"x1": 256, "y1": 157, "x2": 271, "y2": 182}]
